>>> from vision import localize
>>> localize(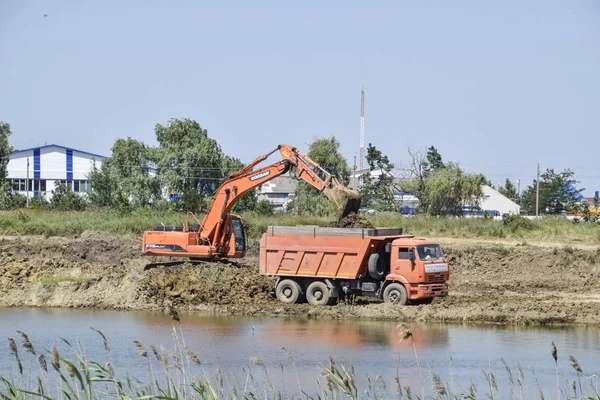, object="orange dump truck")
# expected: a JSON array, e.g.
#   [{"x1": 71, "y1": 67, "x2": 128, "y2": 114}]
[{"x1": 260, "y1": 226, "x2": 449, "y2": 306}]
